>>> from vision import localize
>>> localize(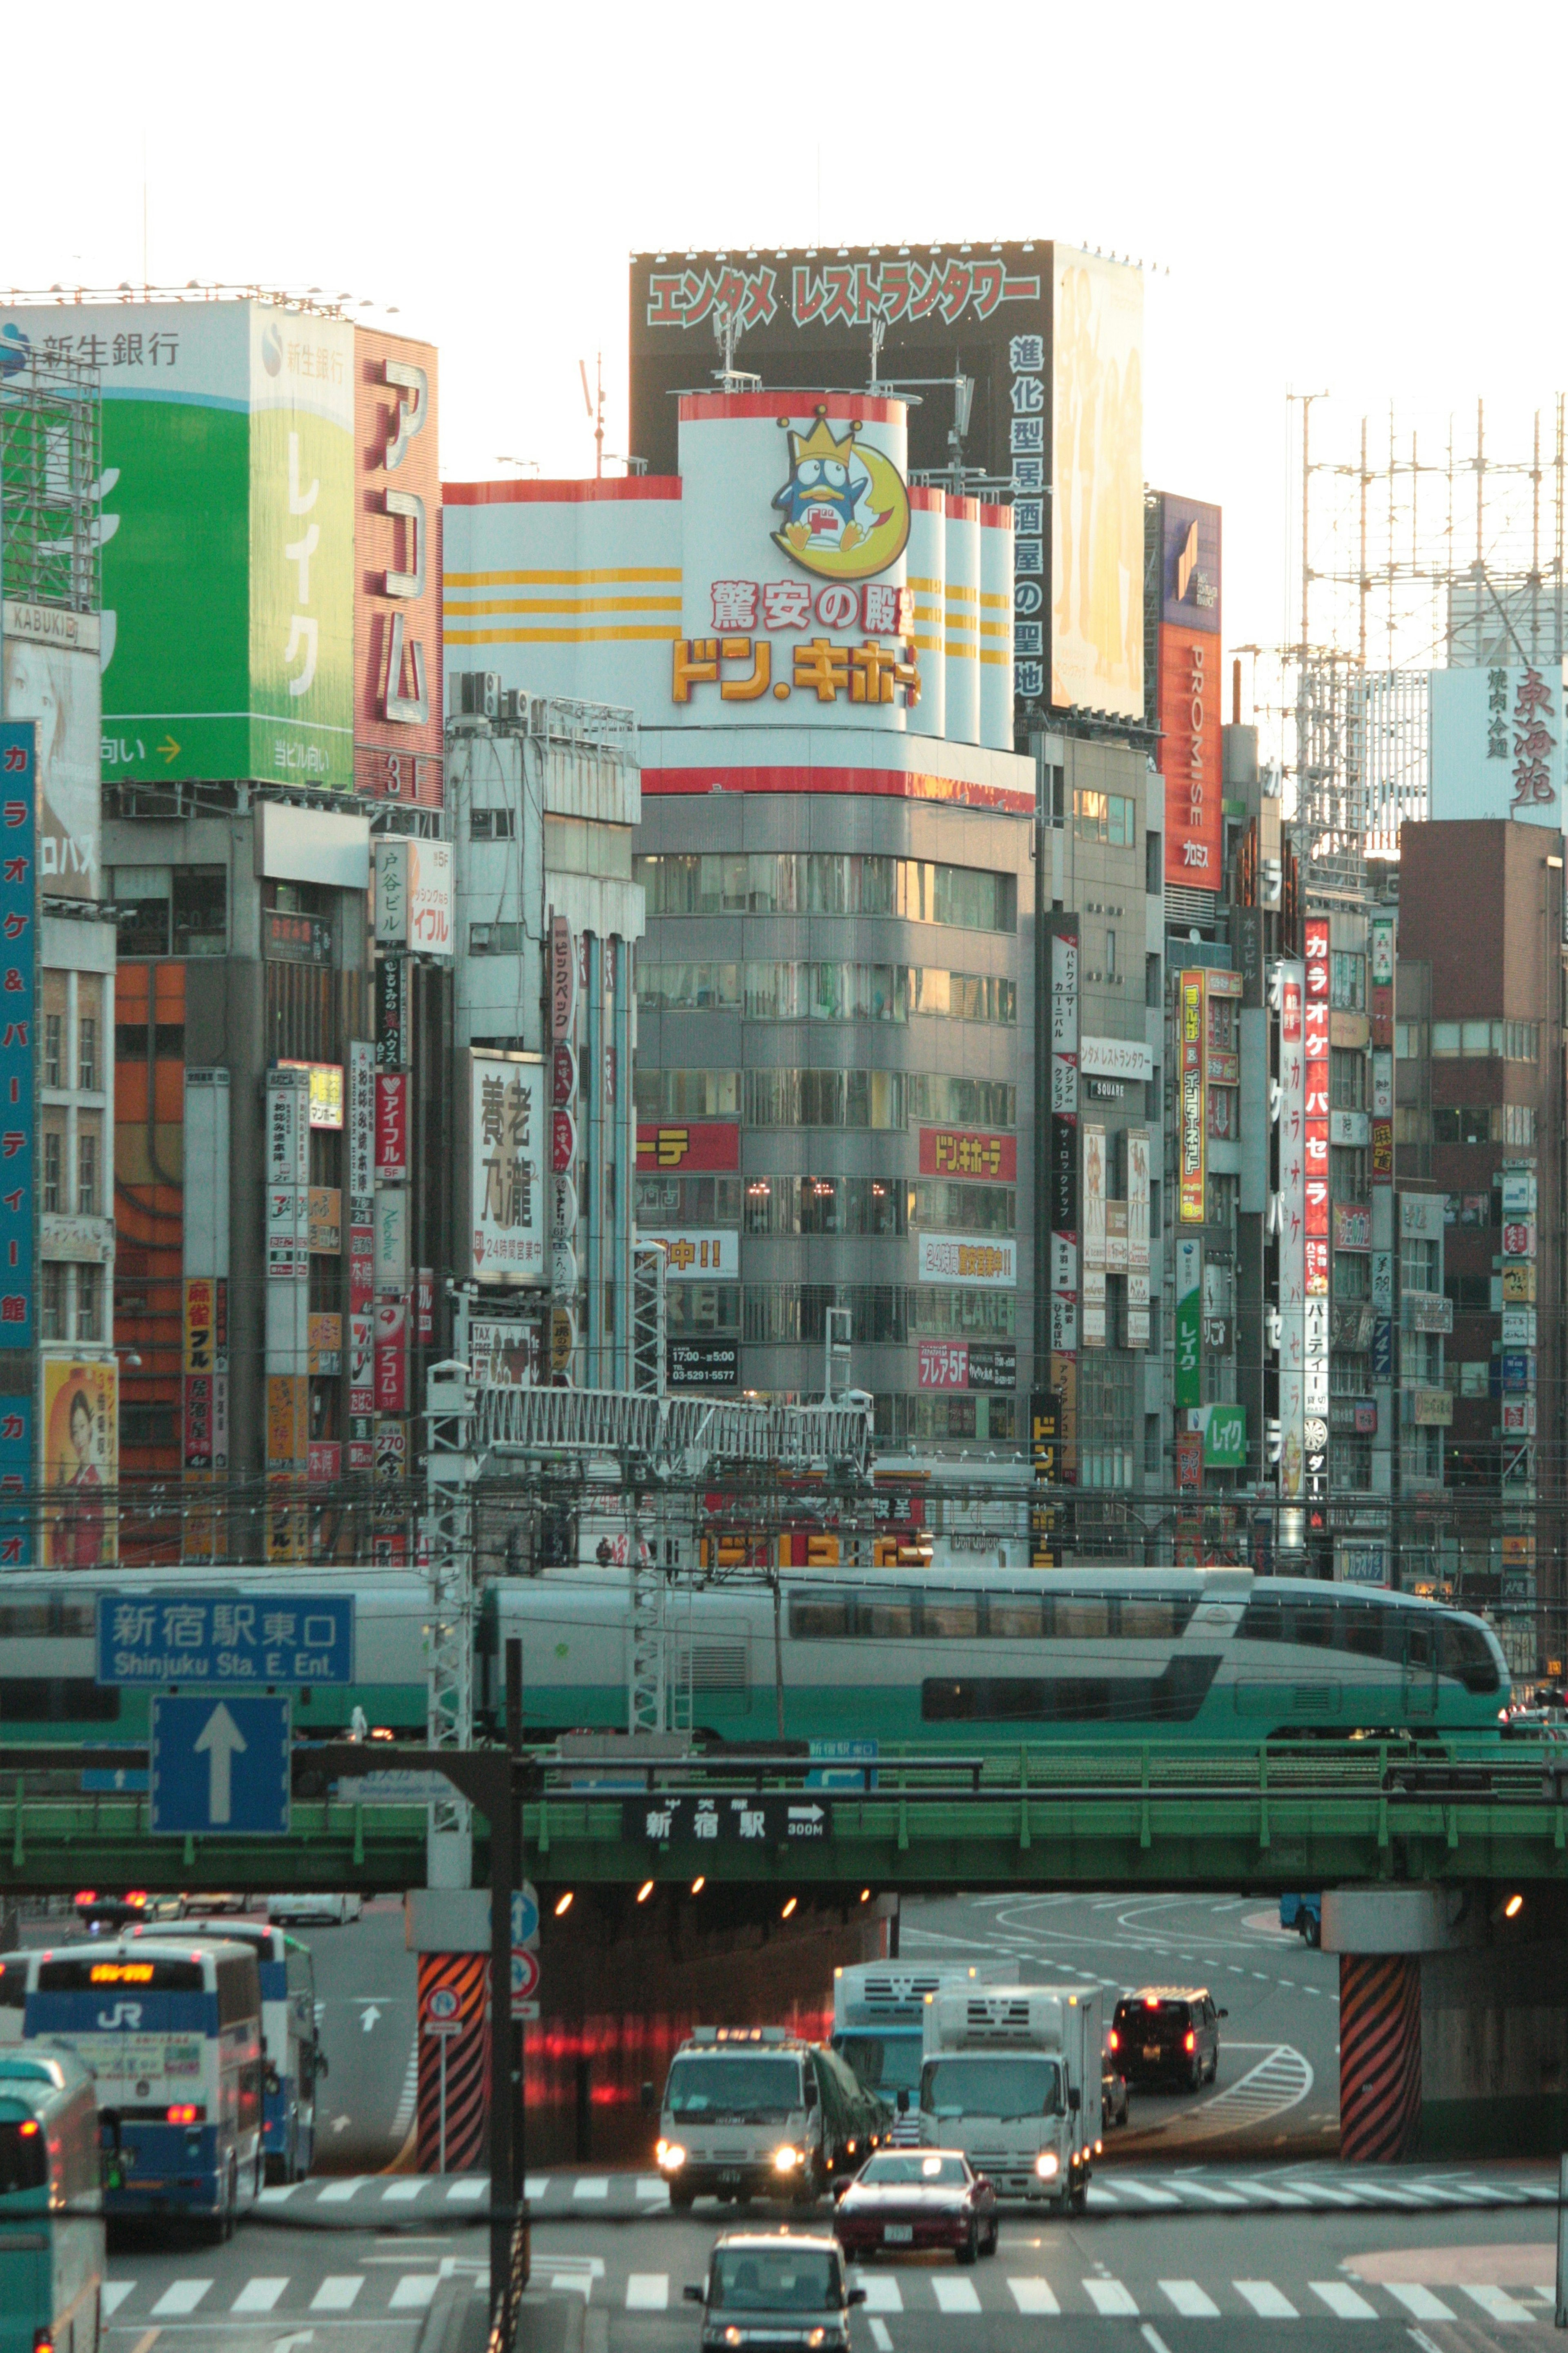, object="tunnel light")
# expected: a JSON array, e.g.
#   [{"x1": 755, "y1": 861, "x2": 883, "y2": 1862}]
[
  {"x1": 553, "y1": 1891, "x2": 573, "y2": 1917},
  {"x1": 860, "y1": 1888, "x2": 871, "y2": 1902},
  {"x1": 782, "y1": 1896, "x2": 798, "y2": 1919},
  {"x1": 1505, "y1": 1893, "x2": 1525, "y2": 1919},
  {"x1": 636, "y1": 1880, "x2": 655, "y2": 1904},
  {"x1": 691, "y1": 1877, "x2": 706, "y2": 1895}
]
